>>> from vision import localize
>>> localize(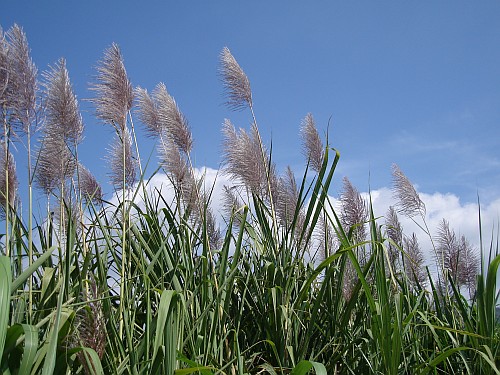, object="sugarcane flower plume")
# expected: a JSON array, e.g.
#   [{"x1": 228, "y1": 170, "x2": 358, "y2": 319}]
[
  {"x1": 222, "y1": 185, "x2": 246, "y2": 228},
  {"x1": 435, "y1": 218, "x2": 477, "y2": 291},
  {"x1": 340, "y1": 177, "x2": 367, "y2": 241},
  {"x1": 385, "y1": 206, "x2": 403, "y2": 267},
  {"x1": 220, "y1": 47, "x2": 252, "y2": 111},
  {"x1": 391, "y1": 163, "x2": 425, "y2": 217},
  {"x1": 158, "y1": 134, "x2": 191, "y2": 196},
  {"x1": 457, "y1": 235, "x2": 478, "y2": 294},
  {"x1": 71, "y1": 277, "x2": 106, "y2": 375},
  {"x1": 300, "y1": 113, "x2": 324, "y2": 172},
  {"x1": 4, "y1": 24, "x2": 38, "y2": 134},
  {"x1": 107, "y1": 127, "x2": 137, "y2": 190},
  {"x1": 43, "y1": 58, "x2": 84, "y2": 144},
  {"x1": 276, "y1": 166, "x2": 300, "y2": 226},
  {"x1": 135, "y1": 86, "x2": 161, "y2": 137},
  {"x1": 0, "y1": 141, "x2": 18, "y2": 218},
  {"x1": 403, "y1": 233, "x2": 426, "y2": 287},
  {"x1": 190, "y1": 185, "x2": 221, "y2": 249},
  {"x1": 54, "y1": 189, "x2": 82, "y2": 237},
  {"x1": 0, "y1": 26, "x2": 8, "y2": 104},
  {"x1": 34, "y1": 135, "x2": 76, "y2": 196},
  {"x1": 222, "y1": 119, "x2": 270, "y2": 197},
  {"x1": 205, "y1": 205, "x2": 222, "y2": 249},
  {"x1": 90, "y1": 43, "x2": 133, "y2": 131},
  {"x1": 436, "y1": 218, "x2": 457, "y2": 272},
  {"x1": 78, "y1": 163, "x2": 103, "y2": 204},
  {"x1": 386, "y1": 206, "x2": 403, "y2": 245},
  {"x1": 155, "y1": 83, "x2": 193, "y2": 154},
  {"x1": 136, "y1": 83, "x2": 193, "y2": 154}
]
